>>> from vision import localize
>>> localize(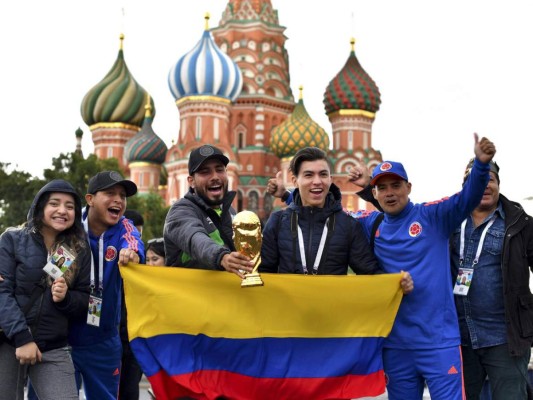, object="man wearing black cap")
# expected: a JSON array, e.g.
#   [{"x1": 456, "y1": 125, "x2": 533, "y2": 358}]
[
  {"x1": 69, "y1": 171, "x2": 145, "y2": 400},
  {"x1": 451, "y1": 160, "x2": 533, "y2": 399},
  {"x1": 164, "y1": 145, "x2": 253, "y2": 277}
]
